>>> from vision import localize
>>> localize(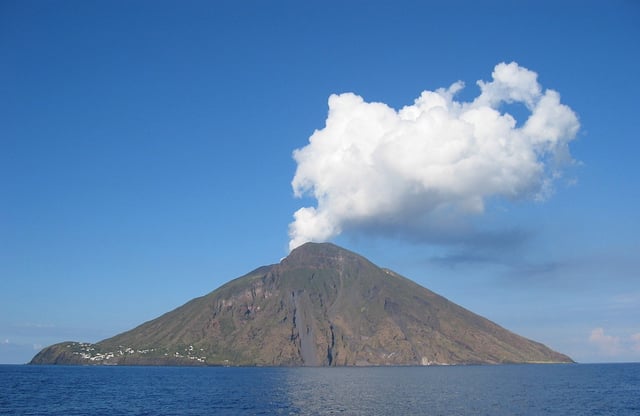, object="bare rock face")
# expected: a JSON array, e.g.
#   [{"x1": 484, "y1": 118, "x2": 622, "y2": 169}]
[{"x1": 31, "y1": 243, "x2": 573, "y2": 366}]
